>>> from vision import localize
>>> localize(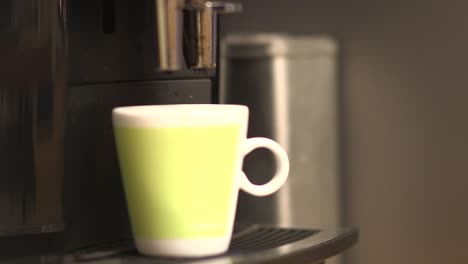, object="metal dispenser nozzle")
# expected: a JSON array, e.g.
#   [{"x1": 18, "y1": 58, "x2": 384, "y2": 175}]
[{"x1": 155, "y1": 0, "x2": 241, "y2": 71}]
